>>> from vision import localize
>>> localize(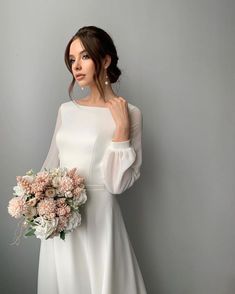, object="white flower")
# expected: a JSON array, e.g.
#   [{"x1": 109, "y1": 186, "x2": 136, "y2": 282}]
[
  {"x1": 52, "y1": 176, "x2": 62, "y2": 188},
  {"x1": 75, "y1": 190, "x2": 87, "y2": 206},
  {"x1": 56, "y1": 167, "x2": 67, "y2": 177},
  {"x1": 45, "y1": 188, "x2": 56, "y2": 197},
  {"x1": 65, "y1": 191, "x2": 73, "y2": 198},
  {"x1": 65, "y1": 211, "x2": 81, "y2": 232},
  {"x1": 13, "y1": 185, "x2": 25, "y2": 197},
  {"x1": 33, "y1": 216, "x2": 59, "y2": 239},
  {"x1": 70, "y1": 190, "x2": 87, "y2": 210}
]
